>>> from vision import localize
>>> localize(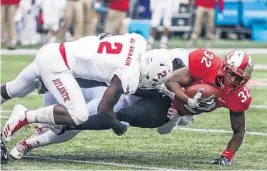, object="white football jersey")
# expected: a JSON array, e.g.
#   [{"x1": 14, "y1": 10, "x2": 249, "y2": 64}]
[{"x1": 64, "y1": 33, "x2": 147, "y2": 94}]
